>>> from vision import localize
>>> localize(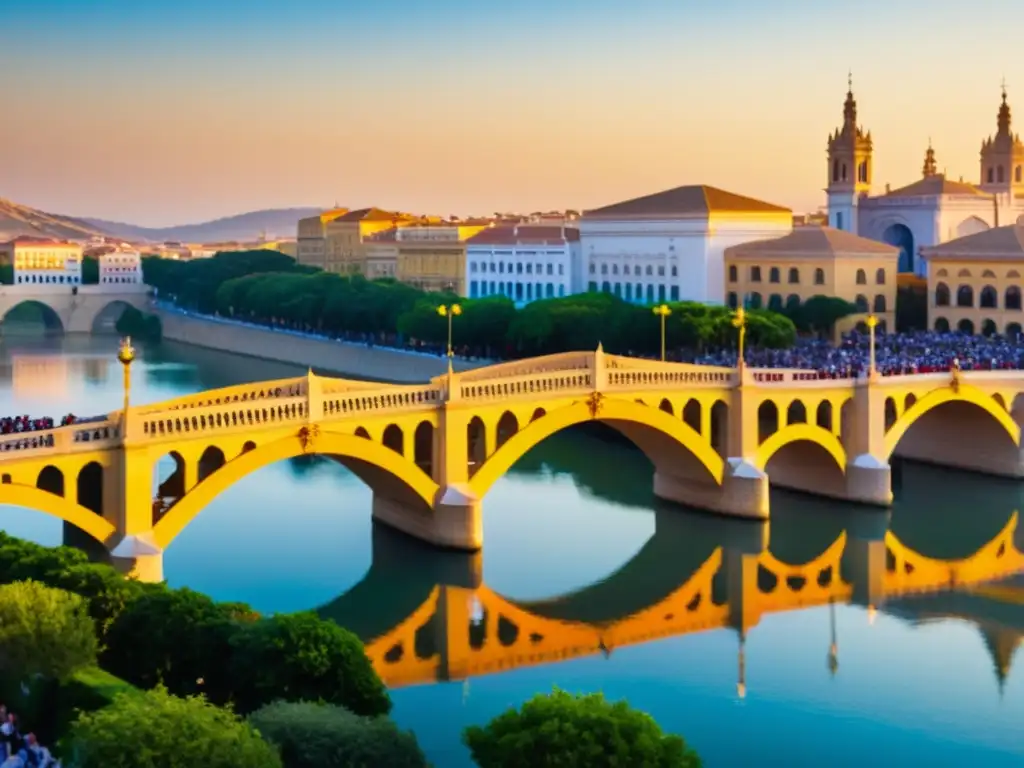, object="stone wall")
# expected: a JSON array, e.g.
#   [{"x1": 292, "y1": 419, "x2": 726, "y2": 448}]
[{"x1": 156, "y1": 309, "x2": 487, "y2": 383}]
